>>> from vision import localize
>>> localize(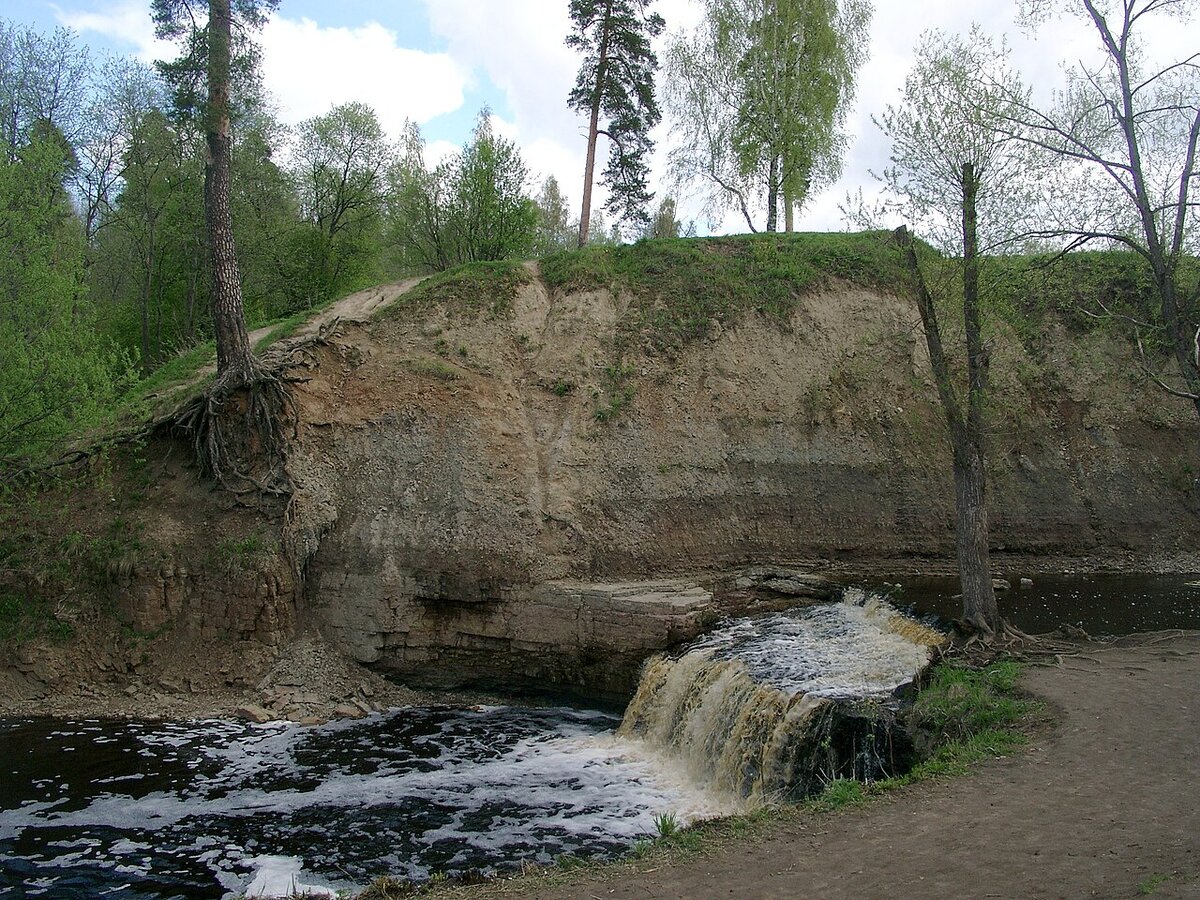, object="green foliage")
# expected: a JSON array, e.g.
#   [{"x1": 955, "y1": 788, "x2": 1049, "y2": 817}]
[
  {"x1": 387, "y1": 113, "x2": 537, "y2": 273},
  {"x1": 910, "y1": 660, "x2": 1025, "y2": 739},
  {"x1": 0, "y1": 134, "x2": 131, "y2": 469},
  {"x1": 653, "y1": 812, "x2": 680, "y2": 838},
  {"x1": 984, "y1": 250, "x2": 1171, "y2": 340},
  {"x1": 402, "y1": 358, "x2": 462, "y2": 382},
  {"x1": 894, "y1": 659, "x2": 1037, "y2": 783},
  {"x1": 542, "y1": 231, "x2": 904, "y2": 350},
  {"x1": 808, "y1": 777, "x2": 866, "y2": 811},
  {"x1": 666, "y1": 0, "x2": 871, "y2": 230},
  {"x1": 643, "y1": 196, "x2": 689, "y2": 240},
  {"x1": 216, "y1": 531, "x2": 266, "y2": 564},
  {"x1": 89, "y1": 109, "x2": 207, "y2": 370},
  {"x1": 593, "y1": 362, "x2": 637, "y2": 422},
  {"x1": 0, "y1": 590, "x2": 73, "y2": 644},
  {"x1": 533, "y1": 176, "x2": 576, "y2": 256},
  {"x1": 567, "y1": 0, "x2": 665, "y2": 233},
  {"x1": 289, "y1": 102, "x2": 391, "y2": 306}
]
